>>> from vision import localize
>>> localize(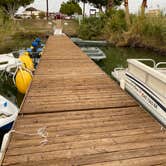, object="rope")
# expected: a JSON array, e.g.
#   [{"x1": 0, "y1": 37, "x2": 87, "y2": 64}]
[
  {"x1": 161, "y1": 126, "x2": 166, "y2": 132},
  {"x1": 10, "y1": 127, "x2": 48, "y2": 145}
]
